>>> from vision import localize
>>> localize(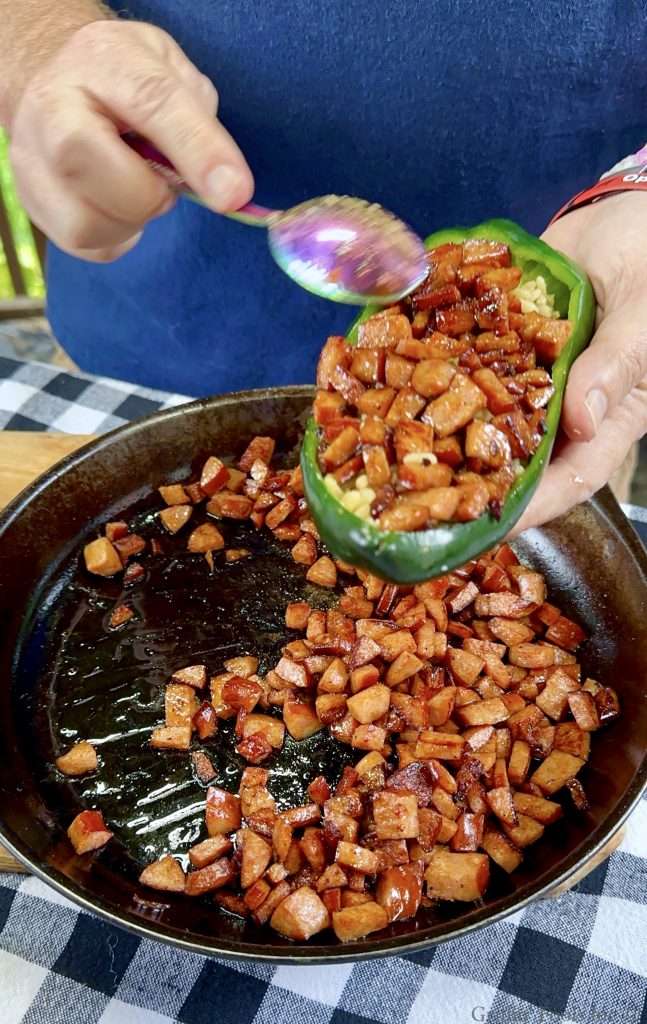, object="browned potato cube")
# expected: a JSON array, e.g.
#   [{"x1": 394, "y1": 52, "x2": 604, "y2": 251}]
[
  {"x1": 150, "y1": 725, "x2": 191, "y2": 750},
  {"x1": 165, "y1": 683, "x2": 199, "y2": 729},
  {"x1": 205, "y1": 786, "x2": 241, "y2": 836},
  {"x1": 411, "y1": 358, "x2": 456, "y2": 398},
  {"x1": 67, "y1": 810, "x2": 113, "y2": 855},
  {"x1": 567, "y1": 690, "x2": 600, "y2": 732},
  {"x1": 188, "y1": 836, "x2": 232, "y2": 869},
  {"x1": 424, "y1": 848, "x2": 490, "y2": 901},
  {"x1": 386, "y1": 651, "x2": 423, "y2": 686},
  {"x1": 241, "y1": 714, "x2": 285, "y2": 749},
  {"x1": 173, "y1": 664, "x2": 207, "y2": 689},
  {"x1": 415, "y1": 731, "x2": 464, "y2": 761},
  {"x1": 503, "y1": 814, "x2": 545, "y2": 848},
  {"x1": 270, "y1": 886, "x2": 330, "y2": 940},
  {"x1": 553, "y1": 722, "x2": 591, "y2": 760},
  {"x1": 185, "y1": 857, "x2": 237, "y2": 896},
  {"x1": 536, "y1": 668, "x2": 580, "y2": 720},
  {"x1": 240, "y1": 828, "x2": 272, "y2": 888},
  {"x1": 347, "y1": 683, "x2": 390, "y2": 724},
  {"x1": 508, "y1": 740, "x2": 531, "y2": 785},
  {"x1": 139, "y1": 854, "x2": 185, "y2": 892},
  {"x1": 513, "y1": 792, "x2": 563, "y2": 825},
  {"x1": 283, "y1": 700, "x2": 323, "y2": 740},
  {"x1": 285, "y1": 602, "x2": 312, "y2": 631},
  {"x1": 530, "y1": 750, "x2": 585, "y2": 795},
  {"x1": 316, "y1": 863, "x2": 348, "y2": 891},
  {"x1": 425, "y1": 373, "x2": 487, "y2": 437},
  {"x1": 446, "y1": 648, "x2": 484, "y2": 687},
  {"x1": 465, "y1": 421, "x2": 511, "y2": 469},
  {"x1": 159, "y1": 504, "x2": 193, "y2": 534},
  {"x1": 306, "y1": 556, "x2": 338, "y2": 588},
  {"x1": 158, "y1": 484, "x2": 190, "y2": 506},
  {"x1": 335, "y1": 841, "x2": 380, "y2": 873},
  {"x1": 332, "y1": 901, "x2": 389, "y2": 942},
  {"x1": 83, "y1": 537, "x2": 122, "y2": 577},
  {"x1": 481, "y1": 829, "x2": 523, "y2": 873},
  {"x1": 508, "y1": 643, "x2": 555, "y2": 668},
  {"x1": 357, "y1": 313, "x2": 412, "y2": 350},
  {"x1": 485, "y1": 786, "x2": 517, "y2": 827},
  {"x1": 56, "y1": 741, "x2": 98, "y2": 776},
  {"x1": 351, "y1": 724, "x2": 387, "y2": 751},
  {"x1": 187, "y1": 523, "x2": 225, "y2": 553},
  {"x1": 457, "y1": 698, "x2": 509, "y2": 727},
  {"x1": 375, "y1": 864, "x2": 423, "y2": 922},
  {"x1": 373, "y1": 791, "x2": 419, "y2": 840}
]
